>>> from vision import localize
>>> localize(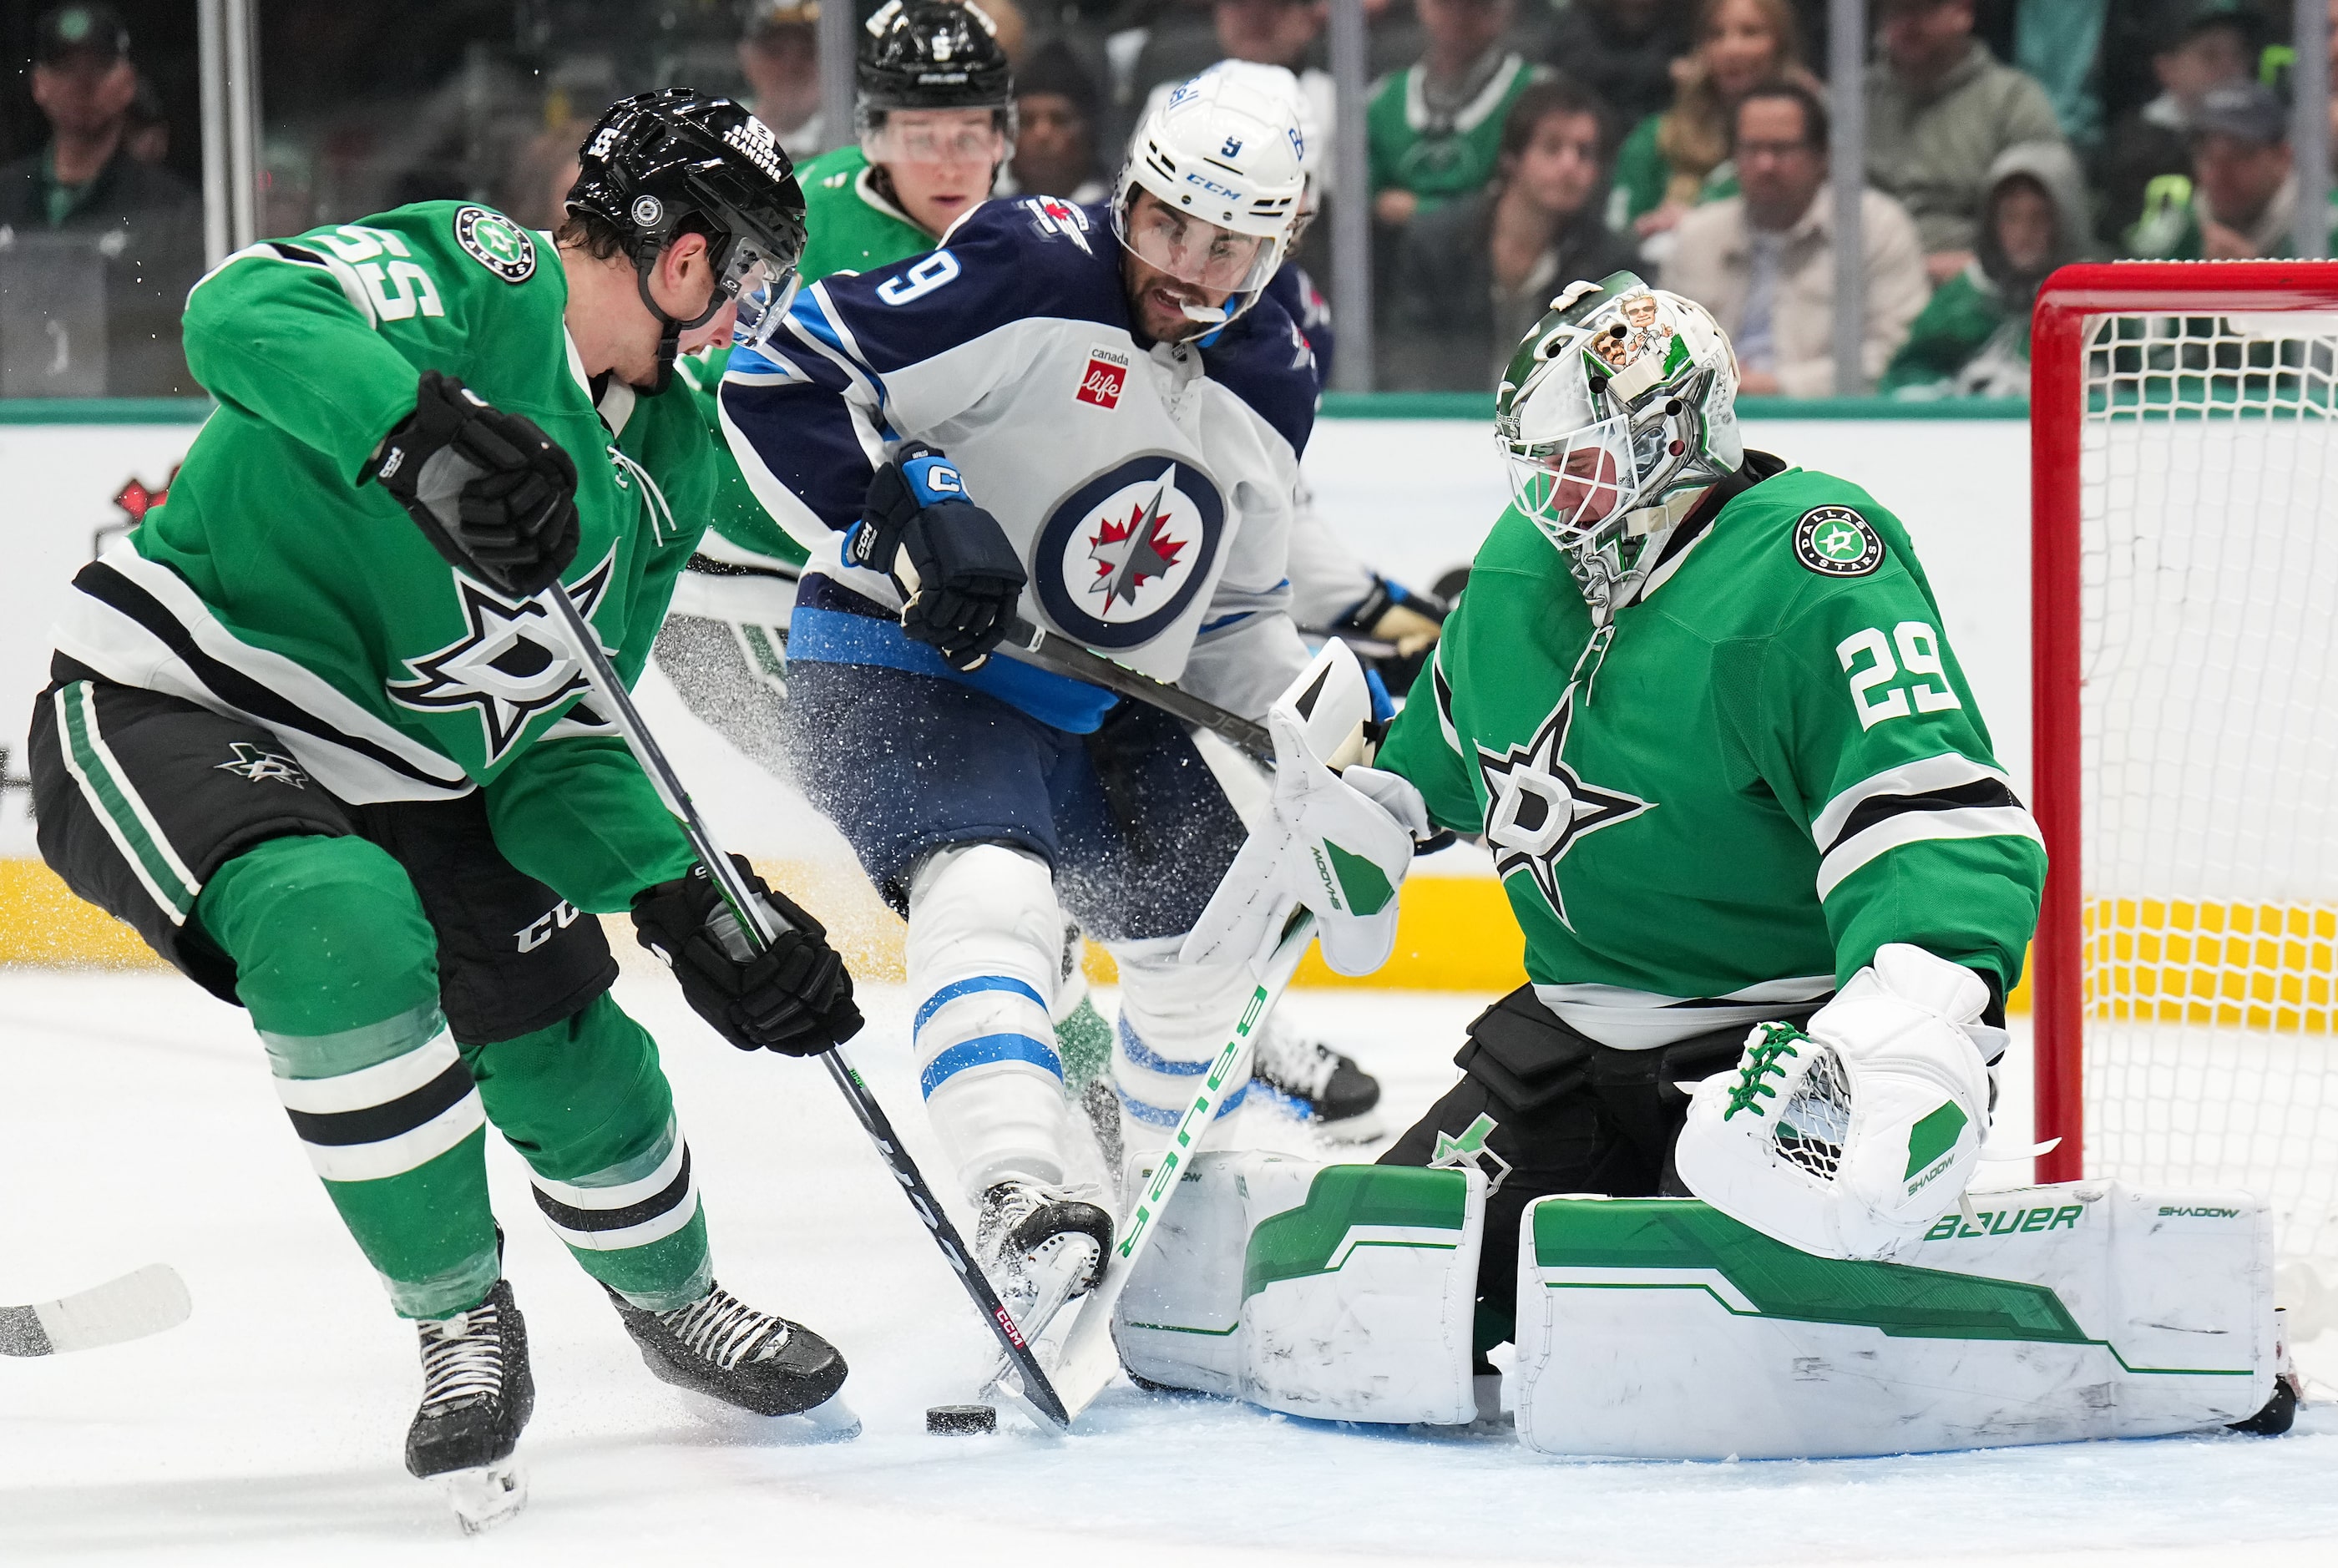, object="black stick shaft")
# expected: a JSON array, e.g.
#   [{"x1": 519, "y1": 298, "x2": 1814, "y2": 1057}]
[
  {"x1": 996, "y1": 617, "x2": 1273, "y2": 765},
  {"x1": 545, "y1": 586, "x2": 1072, "y2": 1429}
]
